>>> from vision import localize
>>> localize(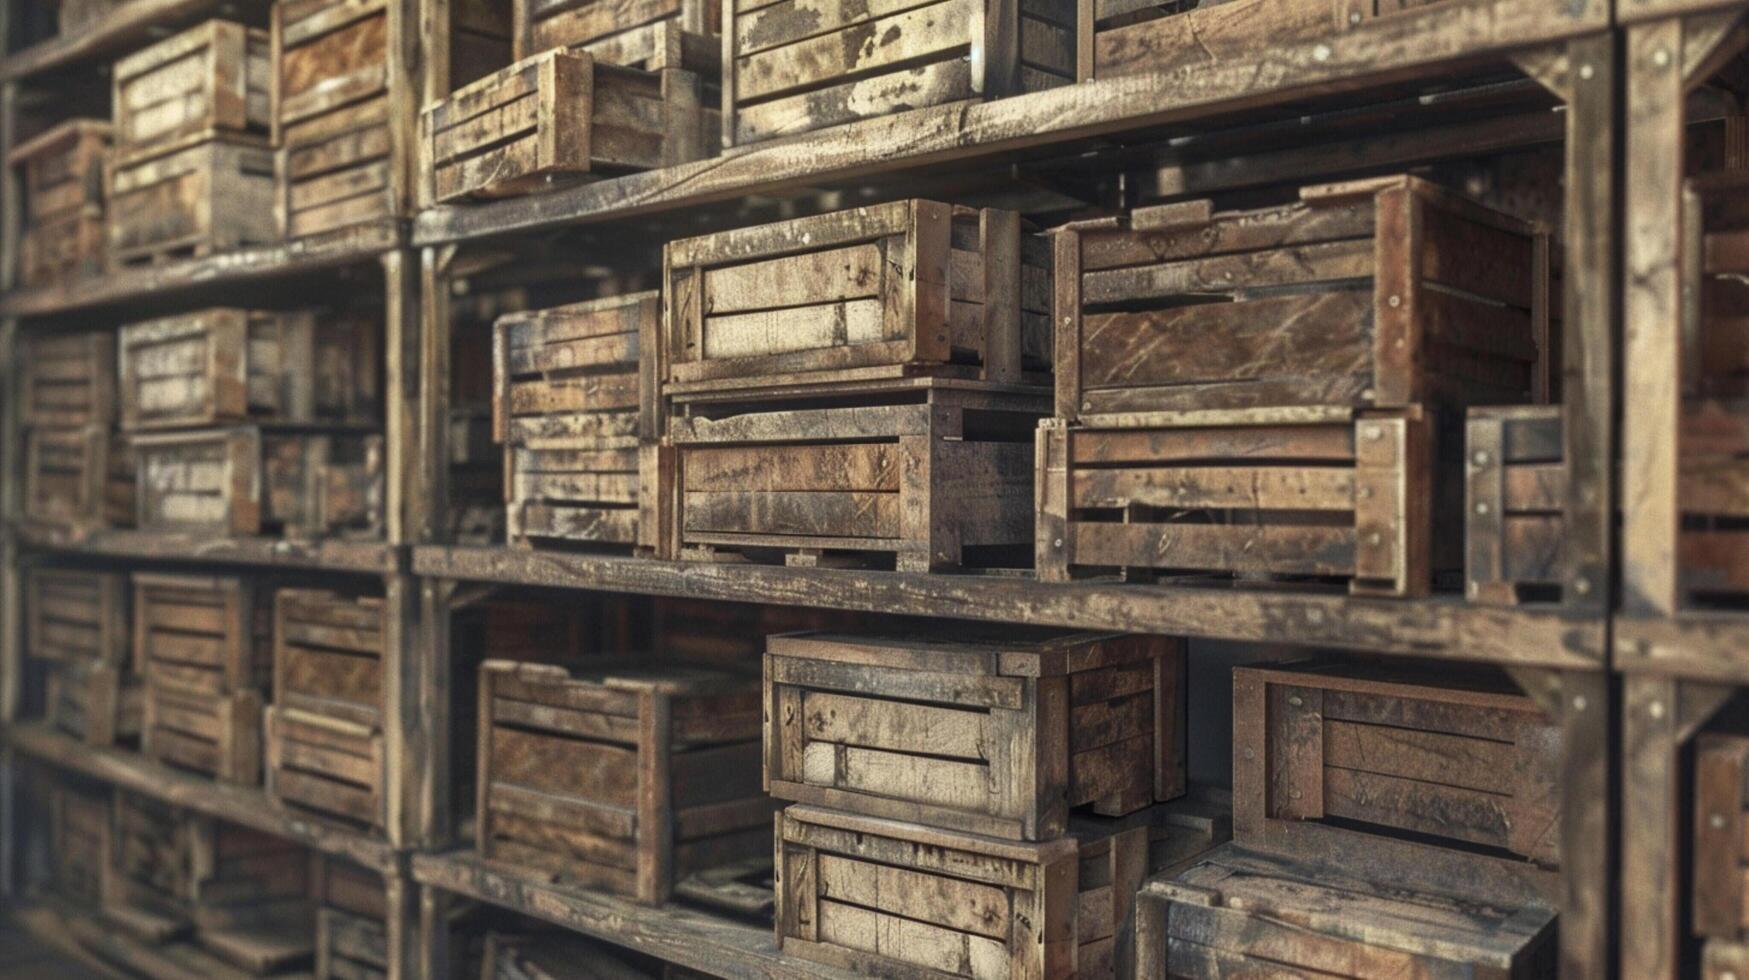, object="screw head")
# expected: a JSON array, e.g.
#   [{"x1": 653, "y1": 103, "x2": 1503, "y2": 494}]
[
  {"x1": 1713, "y1": 813, "x2": 1729, "y2": 830},
  {"x1": 1473, "y1": 451, "x2": 1490, "y2": 466},
  {"x1": 1053, "y1": 538, "x2": 1063, "y2": 548},
  {"x1": 1573, "y1": 695, "x2": 1587, "y2": 712},
  {"x1": 1388, "y1": 295, "x2": 1402, "y2": 308},
  {"x1": 1579, "y1": 63, "x2": 1594, "y2": 80},
  {"x1": 1243, "y1": 748, "x2": 1256, "y2": 760},
  {"x1": 1649, "y1": 700, "x2": 1666, "y2": 720},
  {"x1": 1475, "y1": 502, "x2": 1490, "y2": 516},
  {"x1": 1313, "y1": 43, "x2": 1332, "y2": 62},
  {"x1": 1368, "y1": 533, "x2": 1382, "y2": 546},
  {"x1": 1290, "y1": 789, "x2": 1303, "y2": 800},
  {"x1": 1348, "y1": 10, "x2": 1361, "y2": 22},
  {"x1": 1287, "y1": 696, "x2": 1303, "y2": 708},
  {"x1": 1574, "y1": 577, "x2": 1592, "y2": 596},
  {"x1": 1653, "y1": 48, "x2": 1670, "y2": 68}
]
